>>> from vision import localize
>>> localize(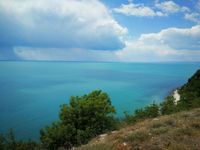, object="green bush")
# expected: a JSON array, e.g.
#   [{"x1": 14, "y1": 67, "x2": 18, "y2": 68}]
[
  {"x1": 40, "y1": 90, "x2": 116, "y2": 149},
  {"x1": 0, "y1": 130, "x2": 40, "y2": 150},
  {"x1": 124, "y1": 103, "x2": 159, "y2": 124},
  {"x1": 160, "y1": 96, "x2": 177, "y2": 115},
  {"x1": 124, "y1": 111, "x2": 137, "y2": 124},
  {"x1": 134, "y1": 103, "x2": 159, "y2": 120},
  {"x1": 0, "y1": 134, "x2": 5, "y2": 150},
  {"x1": 143, "y1": 103, "x2": 159, "y2": 118}
]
